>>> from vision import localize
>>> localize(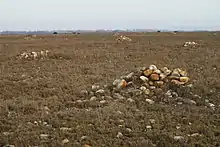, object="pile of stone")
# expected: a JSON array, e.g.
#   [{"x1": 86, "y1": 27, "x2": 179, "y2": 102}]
[
  {"x1": 18, "y1": 50, "x2": 49, "y2": 60},
  {"x1": 79, "y1": 65, "x2": 191, "y2": 105},
  {"x1": 183, "y1": 41, "x2": 197, "y2": 47},
  {"x1": 114, "y1": 33, "x2": 132, "y2": 42}
]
